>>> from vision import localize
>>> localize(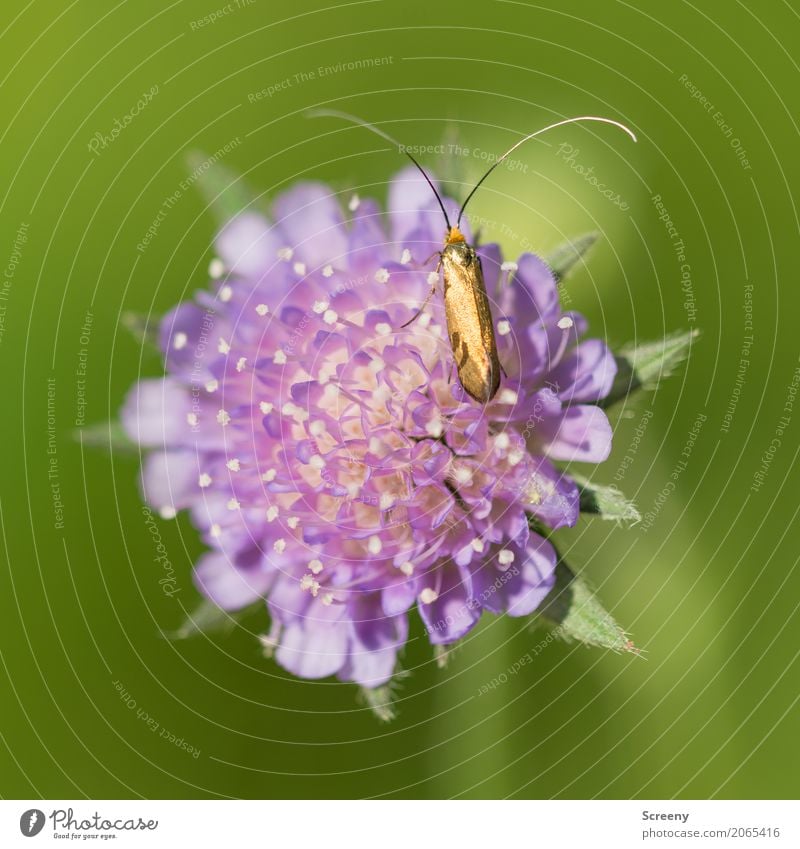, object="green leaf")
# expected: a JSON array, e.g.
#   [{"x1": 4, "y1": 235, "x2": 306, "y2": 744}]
[
  {"x1": 545, "y1": 231, "x2": 599, "y2": 282},
  {"x1": 186, "y1": 149, "x2": 261, "y2": 227},
  {"x1": 536, "y1": 559, "x2": 638, "y2": 653},
  {"x1": 169, "y1": 598, "x2": 262, "y2": 640},
  {"x1": 75, "y1": 420, "x2": 138, "y2": 454},
  {"x1": 433, "y1": 643, "x2": 459, "y2": 669},
  {"x1": 357, "y1": 667, "x2": 409, "y2": 722},
  {"x1": 358, "y1": 685, "x2": 397, "y2": 722},
  {"x1": 602, "y1": 328, "x2": 700, "y2": 408},
  {"x1": 571, "y1": 471, "x2": 641, "y2": 524},
  {"x1": 120, "y1": 310, "x2": 160, "y2": 352}
]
